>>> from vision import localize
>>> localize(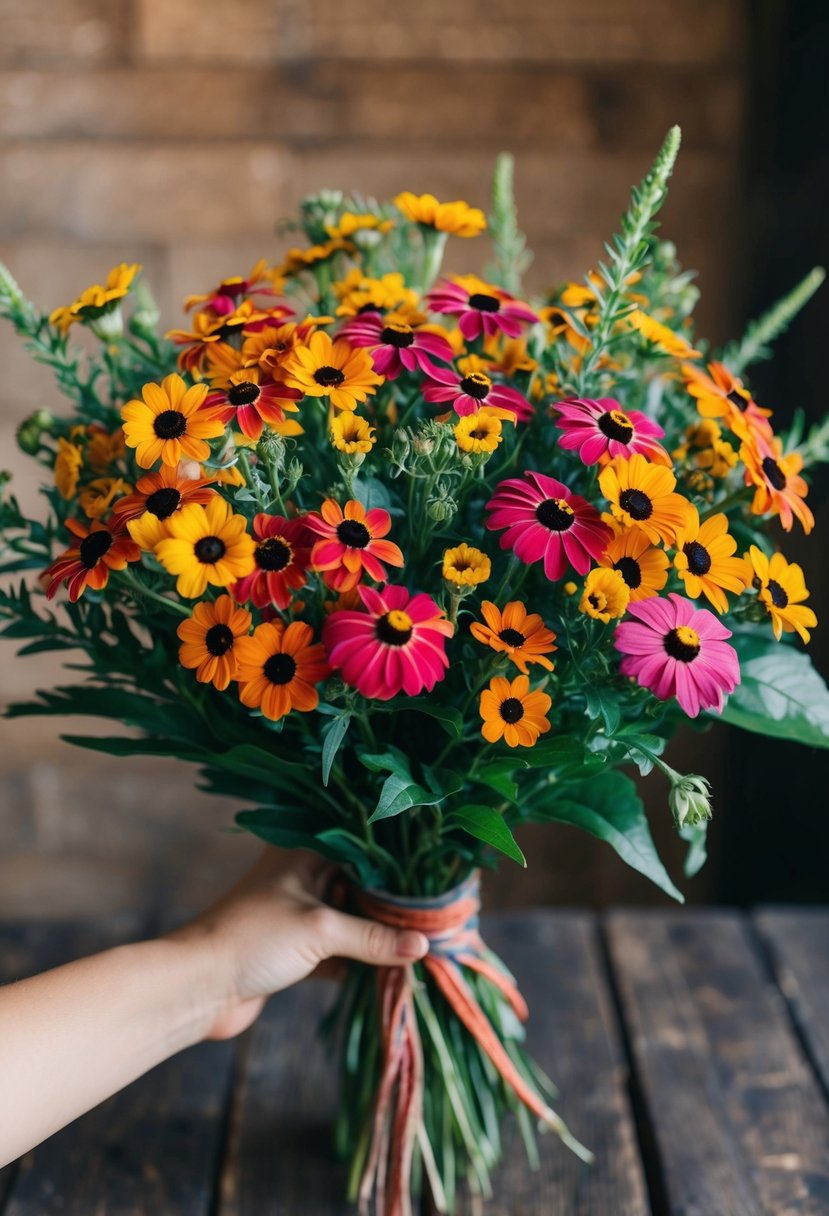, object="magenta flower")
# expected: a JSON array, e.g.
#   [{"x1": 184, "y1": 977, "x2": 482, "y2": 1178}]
[
  {"x1": 337, "y1": 312, "x2": 455, "y2": 380},
  {"x1": 426, "y1": 275, "x2": 538, "y2": 341},
  {"x1": 323, "y1": 584, "x2": 454, "y2": 701},
  {"x1": 553, "y1": 397, "x2": 670, "y2": 466},
  {"x1": 422, "y1": 360, "x2": 533, "y2": 420},
  {"x1": 485, "y1": 471, "x2": 612, "y2": 581},
  {"x1": 614, "y1": 593, "x2": 740, "y2": 717}
]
